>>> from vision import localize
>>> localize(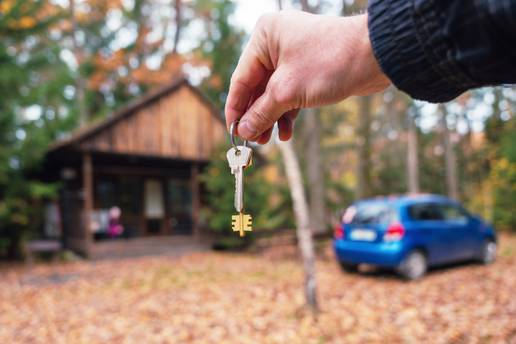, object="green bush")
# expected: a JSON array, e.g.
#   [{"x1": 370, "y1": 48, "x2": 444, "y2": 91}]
[
  {"x1": 0, "y1": 179, "x2": 58, "y2": 259},
  {"x1": 490, "y1": 158, "x2": 516, "y2": 231},
  {"x1": 488, "y1": 118, "x2": 516, "y2": 232}
]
